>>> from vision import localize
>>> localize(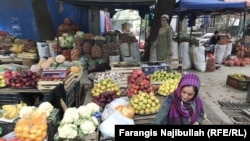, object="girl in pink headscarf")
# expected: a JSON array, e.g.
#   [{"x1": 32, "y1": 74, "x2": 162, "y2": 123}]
[{"x1": 152, "y1": 73, "x2": 204, "y2": 125}]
